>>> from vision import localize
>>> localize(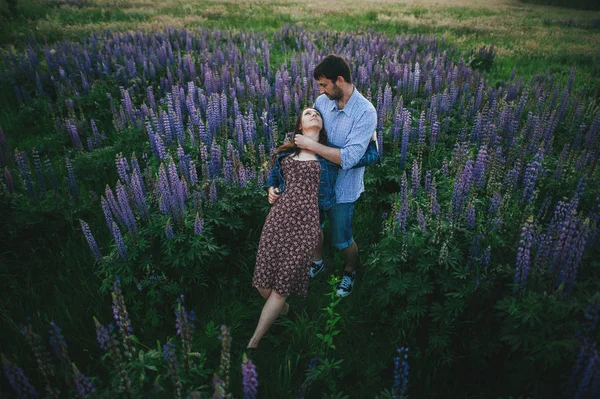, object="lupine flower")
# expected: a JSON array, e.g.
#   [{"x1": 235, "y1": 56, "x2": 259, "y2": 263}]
[
  {"x1": 393, "y1": 347, "x2": 409, "y2": 398},
  {"x1": 111, "y1": 276, "x2": 134, "y2": 358},
  {"x1": 2, "y1": 354, "x2": 39, "y2": 399},
  {"x1": 175, "y1": 295, "x2": 195, "y2": 370},
  {"x1": 451, "y1": 160, "x2": 474, "y2": 221},
  {"x1": 111, "y1": 221, "x2": 127, "y2": 260},
  {"x1": 93, "y1": 318, "x2": 131, "y2": 393},
  {"x1": 466, "y1": 203, "x2": 476, "y2": 229},
  {"x1": 242, "y1": 353, "x2": 258, "y2": 399},
  {"x1": 399, "y1": 110, "x2": 410, "y2": 170},
  {"x1": 514, "y1": 216, "x2": 535, "y2": 293},
  {"x1": 416, "y1": 207, "x2": 426, "y2": 231},
  {"x1": 20, "y1": 323, "x2": 59, "y2": 398},
  {"x1": 521, "y1": 152, "x2": 544, "y2": 205},
  {"x1": 48, "y1": 322, "x2": 70, "y2": 366},
  {"x1": 65, "y1": 120, "x2": 83, "y2": 151},
  {"x1": 411, "y1": 160, "x2": 420, "y2": 193},
  {"x1": 72, "y1": 364, "x2": 95, "y2": 398},
  {"x1": 209, "y1": 180, "x2": 217, "y2": 202},
  {"x1": 163, "y1": 342, "x2": 182, "y2": 399},
  {"x1": 15, "y1": 150, "x2": 35, "y2": 199},
  {"x1": 194, "y1": 213, "x2": 204, "y2": 235},
  {"x1": 79, "y1": 220, "x2": 102, "y2": 259}
]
